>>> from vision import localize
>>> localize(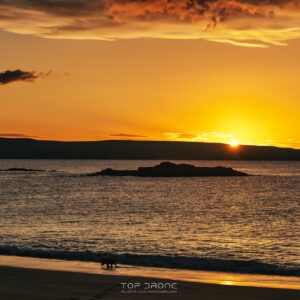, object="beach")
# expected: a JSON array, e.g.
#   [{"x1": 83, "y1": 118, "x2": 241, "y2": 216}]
[
  {"x1": 1, "y1": 265, "x2": 300, "y2": 300},
  {"x1": 1, "y1": 256, "x2": 300, "y2": 300}
]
